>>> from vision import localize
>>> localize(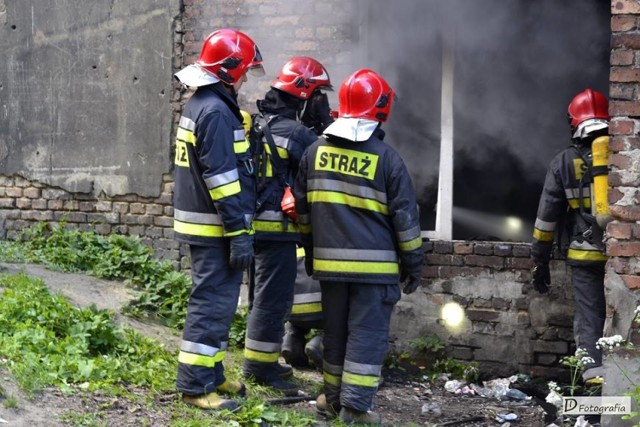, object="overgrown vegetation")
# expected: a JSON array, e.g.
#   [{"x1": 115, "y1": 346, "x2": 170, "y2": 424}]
[
  {"x1": 386, "y1": 334, "x2": 480, "y2": 384},
  {"x1": 0, "y1": 223, "x2": 319, "y2": 426},
  {"x1": 1, "y1": 222, "x2": 190, "y2": 328},
  {"x1": 0, "y1": 272, "x2": 176, "y2": 396}
]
